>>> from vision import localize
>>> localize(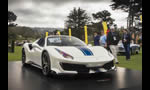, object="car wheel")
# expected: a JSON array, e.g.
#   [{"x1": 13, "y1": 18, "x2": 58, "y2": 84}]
[
  {"x1": 136, "y1": 47, "x2": 140, "y2": 54},
  {"x1": 136, "y1": 49, "x2": 139, "y2": 54},
  {"x1": 42, "y1": 52, "x2": 51, "y2": 76},
  {"x1": 136, "y1": 51, "x2": 139, "y2": 54},
  {"x1": 22, "y1": 48, "x2": 26, "y2": 65}
]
